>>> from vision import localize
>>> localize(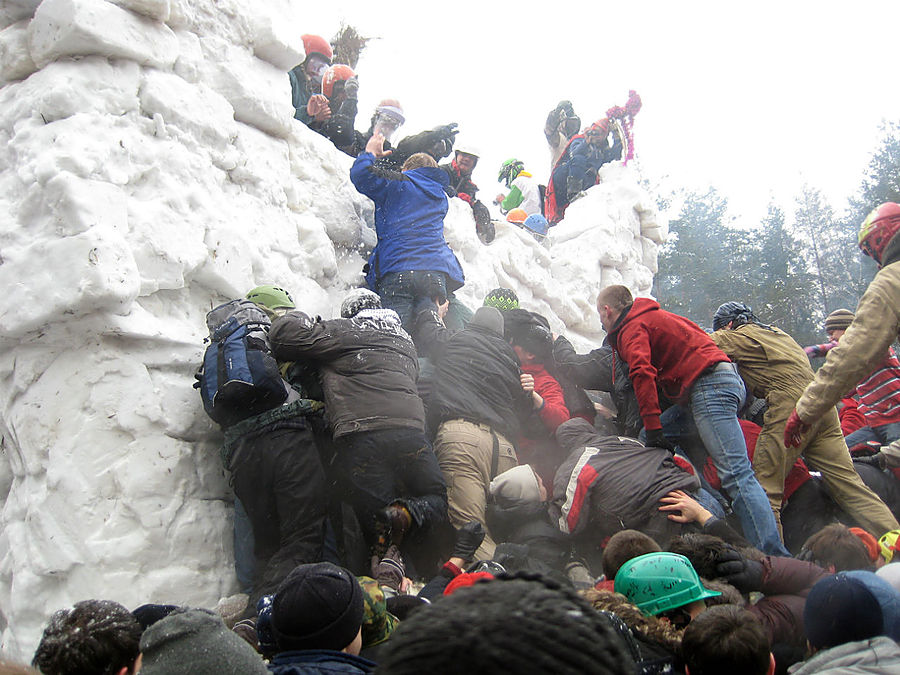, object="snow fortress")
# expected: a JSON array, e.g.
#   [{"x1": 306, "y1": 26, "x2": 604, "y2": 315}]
[{"x1": 0, "y1": 0, "x2": 667, "y2": 659}]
